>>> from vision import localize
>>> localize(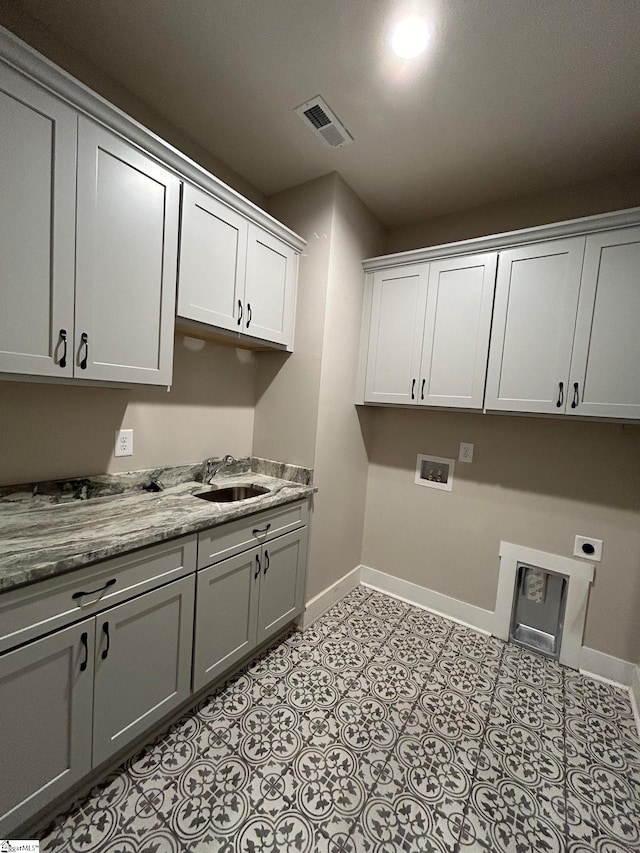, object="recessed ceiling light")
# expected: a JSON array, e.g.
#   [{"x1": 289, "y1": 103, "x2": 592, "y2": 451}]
[{"x1": 390, "y1": 16, "x2": 433, "y2": 59}]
